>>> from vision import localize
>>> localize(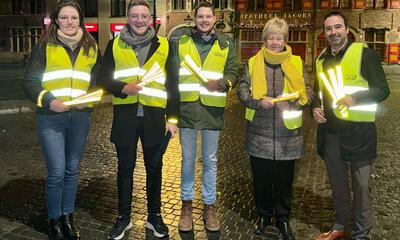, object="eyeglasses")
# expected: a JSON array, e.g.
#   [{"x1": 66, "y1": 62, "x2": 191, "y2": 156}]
[
  {"x1": 58, "y1": 15, "x2": 79, "y2": 22},
  {"x1": 128, "y1": 14, "x2": 150, "y2": 21}
]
